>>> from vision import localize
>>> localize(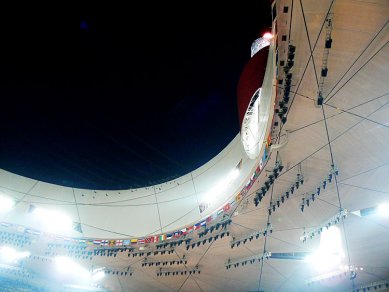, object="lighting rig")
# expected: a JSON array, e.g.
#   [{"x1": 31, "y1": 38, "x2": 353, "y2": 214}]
[
  {"x1": 186, "y1": 230, "x2": 230, "y2": 250},
  {"x1": 352, "y1": 279, "x2": 389, "y2": 292},
  {"x1": 198, "y1": 218, "x2": 232, "y2": 238},
  {"x1": 156, "y1": 238, "x2": 191, "y2": 250},
  {"x1": 268, "y1": 172, "x2": 304, "y2": 215},
  {"x1": 300, "y1": 164, "x2": 339, "y2": 212},
  {"x1": 225, "y1": 252, "x2": 271, "y2": 269},
  {"x1": 253, "y1": 162, "x2": 284, "y2": 207},
  {"x1": 156, "y1": 265, "x2": 200, "y2": 277},
  {"x1": 104, "y1": 267, "x2": 133, "y2": 276},
  {"x1": 141, "y1": 255, "x2": 188, "y2": 267},
  {"x1": 300, "y1": 209, "x2": 348, "y2": 243},
  {"x1": 306, "y1": 265, "x2": 363, "y2": 286},
  {"x1": 230, "y1": 222, "x2": 273, "y2": 249},
  {"x1": 276, "y1": 44, "x2": 296, "y2": 125}
]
